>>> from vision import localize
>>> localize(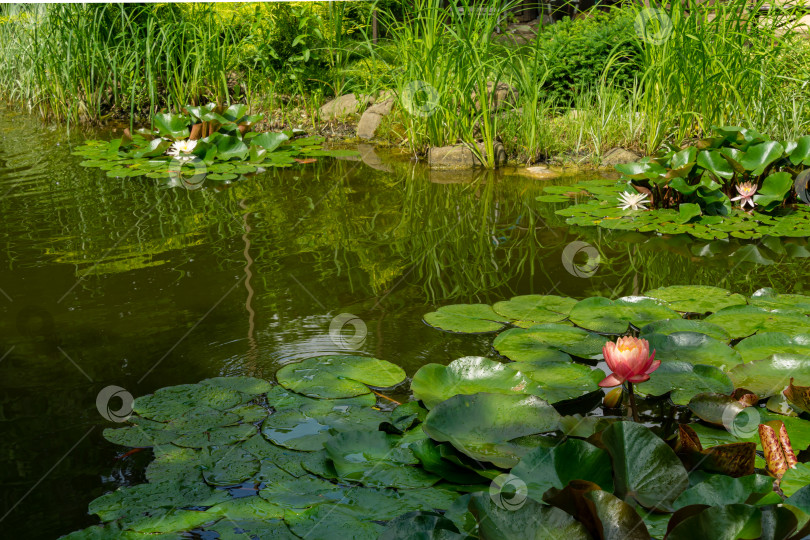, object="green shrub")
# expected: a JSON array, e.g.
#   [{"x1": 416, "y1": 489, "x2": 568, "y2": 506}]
[{"x1": 536, "y1": 10, "x2": 640, "y2": 105}]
